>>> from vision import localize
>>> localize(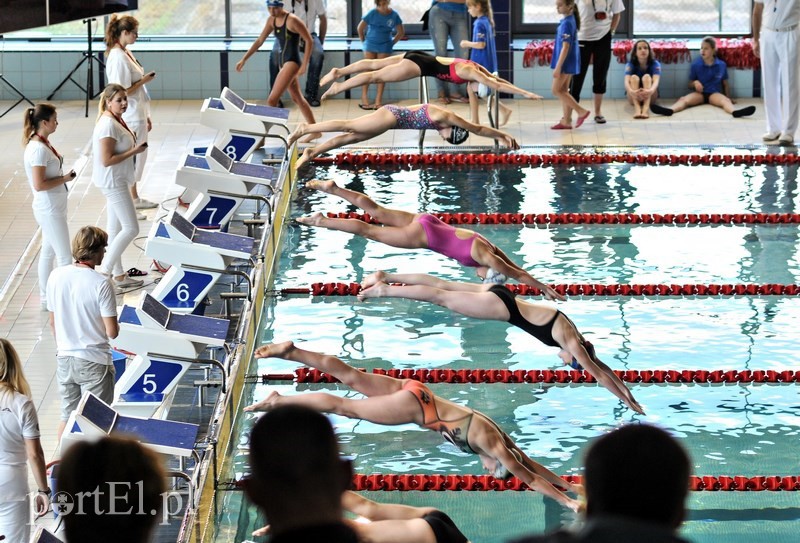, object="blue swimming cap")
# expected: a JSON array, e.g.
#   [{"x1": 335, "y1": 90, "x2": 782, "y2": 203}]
[
  {"x1": 266, "y1": 0, "x2": 284, "y2": 6},
  {"x1": 447, "y1": 125, "x2": 469, "y2": 145}
]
